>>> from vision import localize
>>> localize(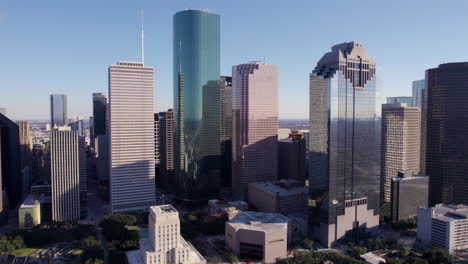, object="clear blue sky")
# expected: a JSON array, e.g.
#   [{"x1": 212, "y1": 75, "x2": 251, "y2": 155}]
[{"x1": 1, "y1": 0, "x2": 468, "y2": 120}]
